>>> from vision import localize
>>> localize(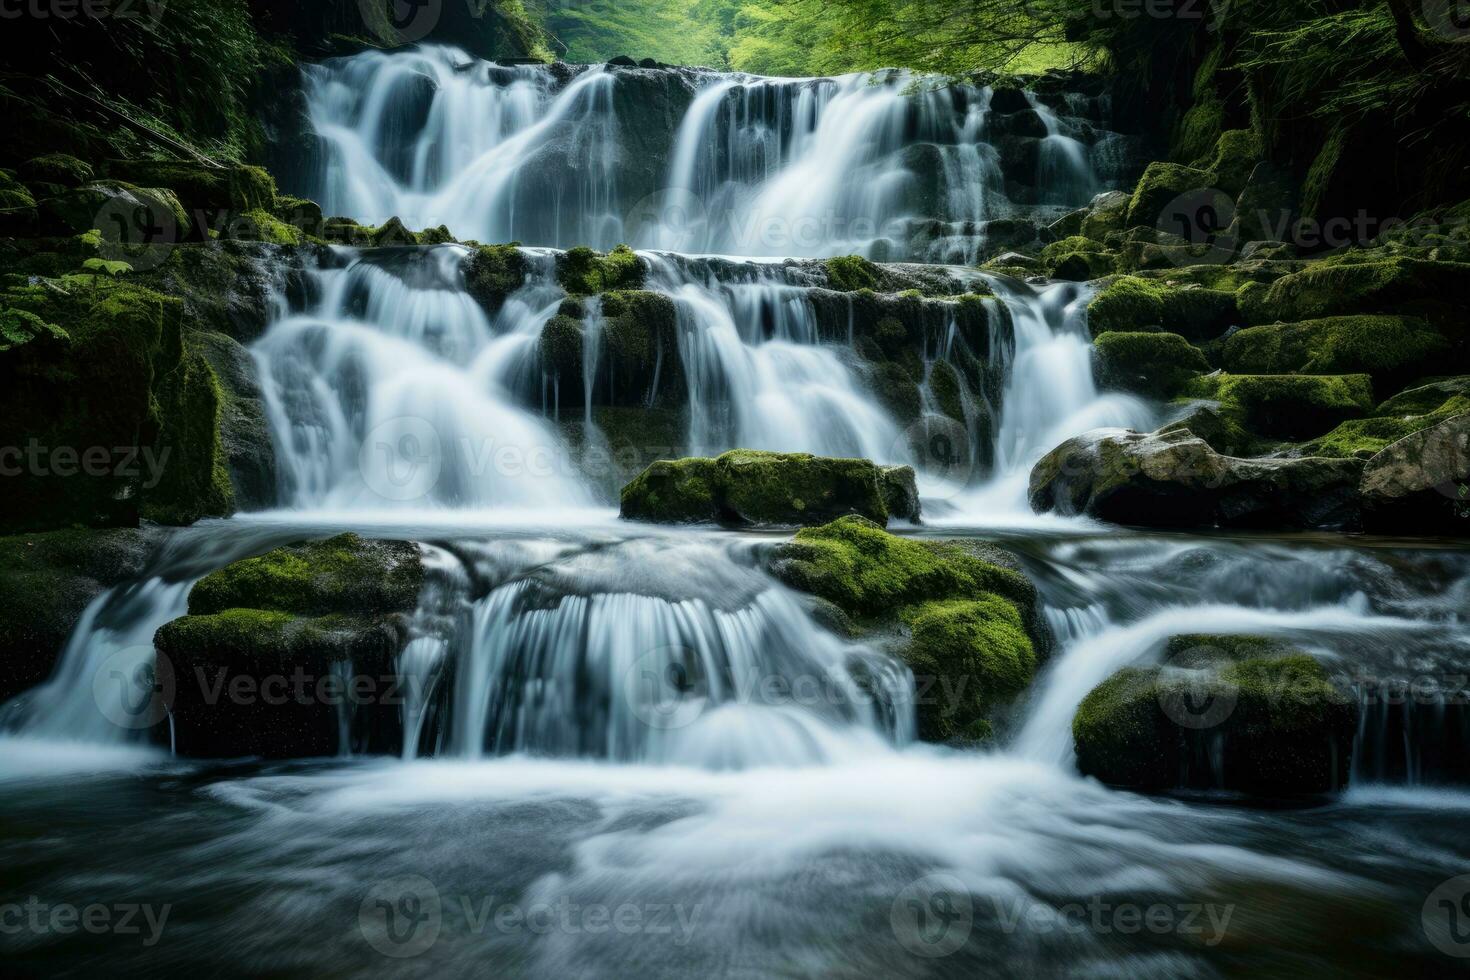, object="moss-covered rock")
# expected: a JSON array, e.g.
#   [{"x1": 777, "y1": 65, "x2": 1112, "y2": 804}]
[
  {"x1": 20, "y1": 153, "x2": 94, "y2": 189},
  {"x1": 271, "y1": 195, "x2": 324, "y2": 239},
  {"x1": 620, "y1": 450, "x2": 918, "y2": 527},
  {"x1": 824, "y1": 254, "x2": 880, "y2": 292},
  {"x1": 188, "y1": 533, "x2": 423, "y2": 617},
  {"x1": 1029, "y1": 426, "x2": 1365, "y2": 530},
  {"x1": 539, "y1": 312, "x2": 584, "y2": 380},
  {"x1": 1079, "y1": 190, "x2": 1132, "y2": 241},
  {"x1": 463, "y1": 243, "x2": 527, "y2": 313},
  {"x1": 1206, "y1": 130, "x2": 1262, "y2": 197},
  {"x1": 1087, "y1": 276, "x2": 1239, "y2": 341},
  {"x1": 1041, "y1": 236, "x2": 1116, "y2": 281},
  {"x1": 1126, "y1": 162, "x2": 1214, "y2": 228},
  {"x1": 598, "y1": 289, "x2": 683, "y2": 405},
  {"x1": 104, "y1": 160, "x2": 276, "y2": 217},
  {"x1": 0, "y1": 527, "x2": 153, "y2": 703},
  {"x1": 1239, "y1": 258, "x2": 1470, "y2": 328},
  {"x1": 0, "y1": 276, "x2": 233, "y2": 531},
  {"x1": 557, "y1": 244, "x2": 644, "y2": 295},
  {"x1": 768, "y1": 516, "x2": 1040, "y2": 741},
  {"x1": 1074, "y1": 650, "x2": 1357, "y2": 795},
  {"x1": 195, "y1": 331, "x2": 277, "y2": 509},
  {"x1": 1188, "y1": 373, "x2": 1375, "y2": 441},
  {"x1": 41, "y1": 181, "x2": 190, "y2": 241},
  {"x1": 1094, "y1": 331, "x2": 1209, "y2": 398},
  {"x1": 156, "y1": 534, "x2": 423, "y2": 759},
  {"x1": 1221, "y1": 315, "x2": 1450, "y2": 390}
]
